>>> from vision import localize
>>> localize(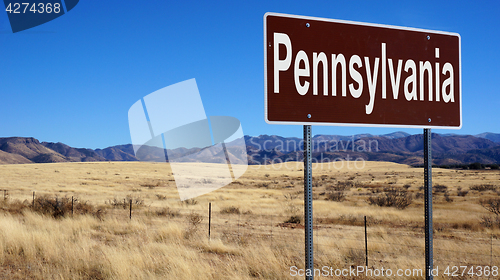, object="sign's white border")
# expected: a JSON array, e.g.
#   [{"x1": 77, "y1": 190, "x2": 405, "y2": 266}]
[{"x1": 264, "y1": 12, "x2": 462, "y2": 129}]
